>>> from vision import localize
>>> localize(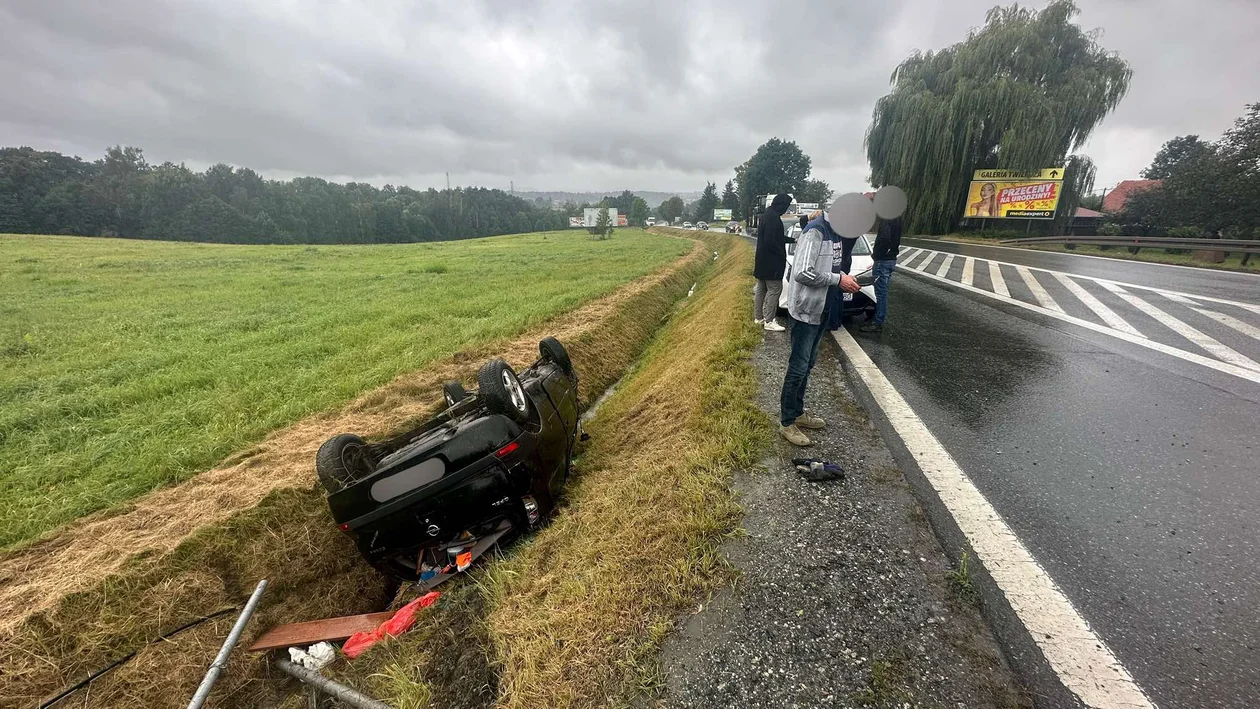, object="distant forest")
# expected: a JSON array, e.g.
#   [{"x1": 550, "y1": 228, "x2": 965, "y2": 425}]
[{"x1": 0, "y1": 146, "x2": 576, "y2": 244}]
